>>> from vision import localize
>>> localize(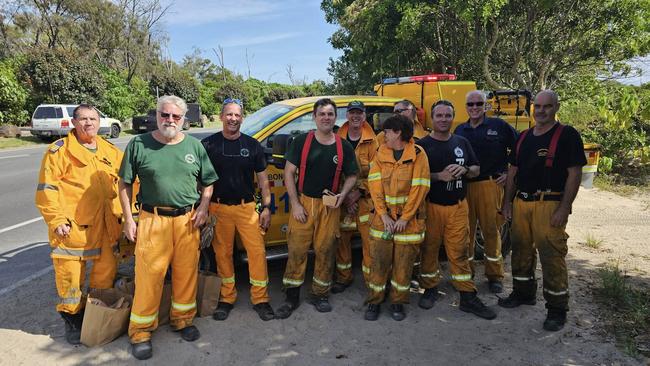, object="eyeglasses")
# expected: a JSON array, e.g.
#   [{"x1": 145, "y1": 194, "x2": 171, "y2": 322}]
[
  {"x1": 466, "y1": 102, "x2": 485, "y2": 107},
  {"x1": 159, "y1": 111, "x2": 183, "y2": 121},
  {"x1": 394, "y1": 108, "x2": 413, "y2": 114},
  {"x1": 223, "y1": 98, "x2": 243, "y2": 107}
]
